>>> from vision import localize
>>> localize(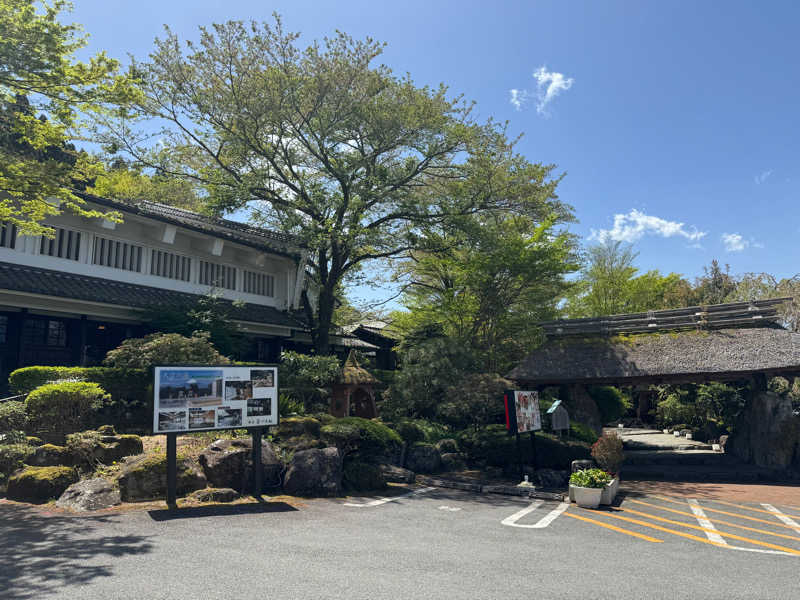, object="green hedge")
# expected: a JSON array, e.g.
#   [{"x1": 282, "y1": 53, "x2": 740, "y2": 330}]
[
  {"x1": 458, "y1": 424, "x2": 590, "y2": 470},
  {"x1": 0, "y1": 400, "x2": 26, "y2": 432},
  {"x1": 320, "y1": 417, "x2": 402, "y2": 459},
  {"x1": 26, "y1": 382, "x2": 110, "y2": 443},
  {"x1": 9, "y1": 366, "x2": 151, "y2": 432}
]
